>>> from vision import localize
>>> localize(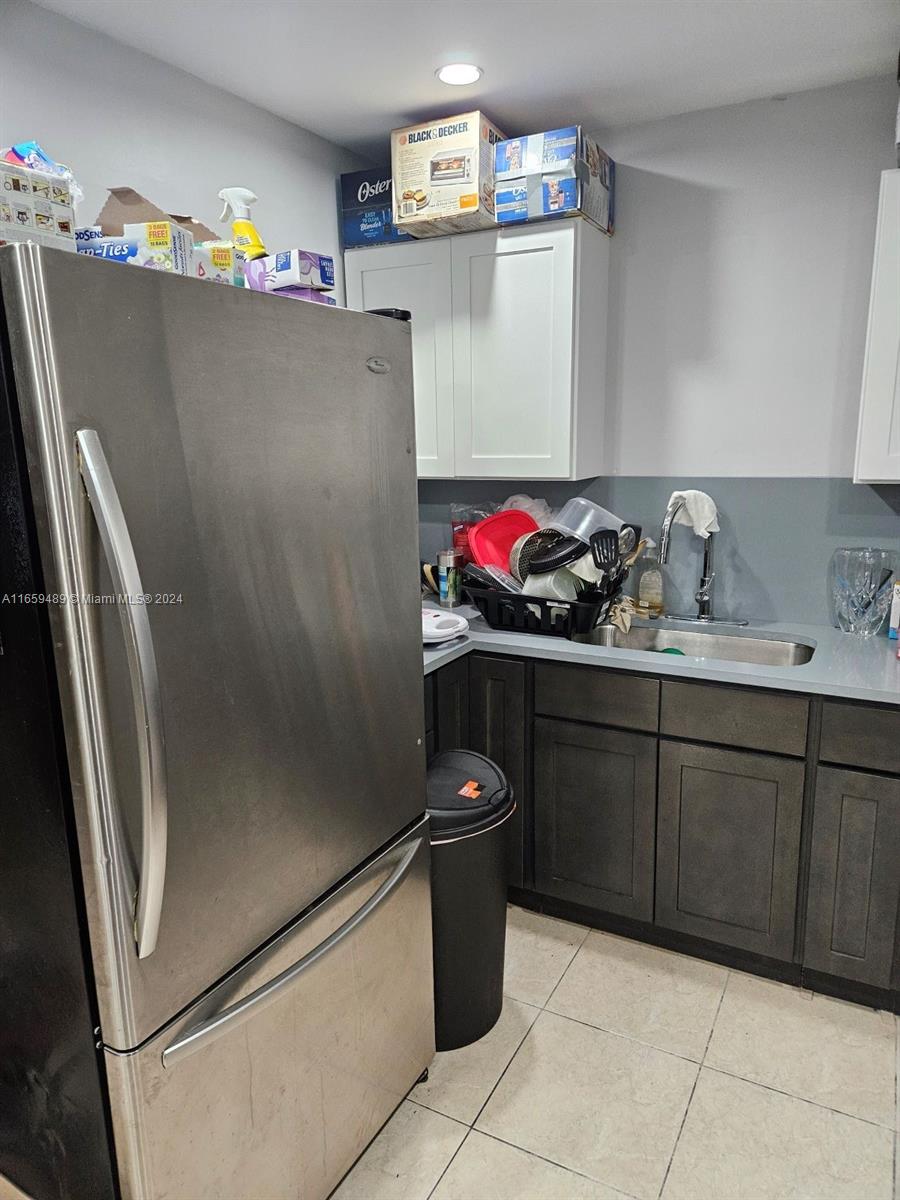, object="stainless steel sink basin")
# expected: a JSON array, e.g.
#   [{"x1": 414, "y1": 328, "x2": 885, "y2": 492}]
[{"x1": 575, "y1": 623, "x2": 815, "y2": 667}]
